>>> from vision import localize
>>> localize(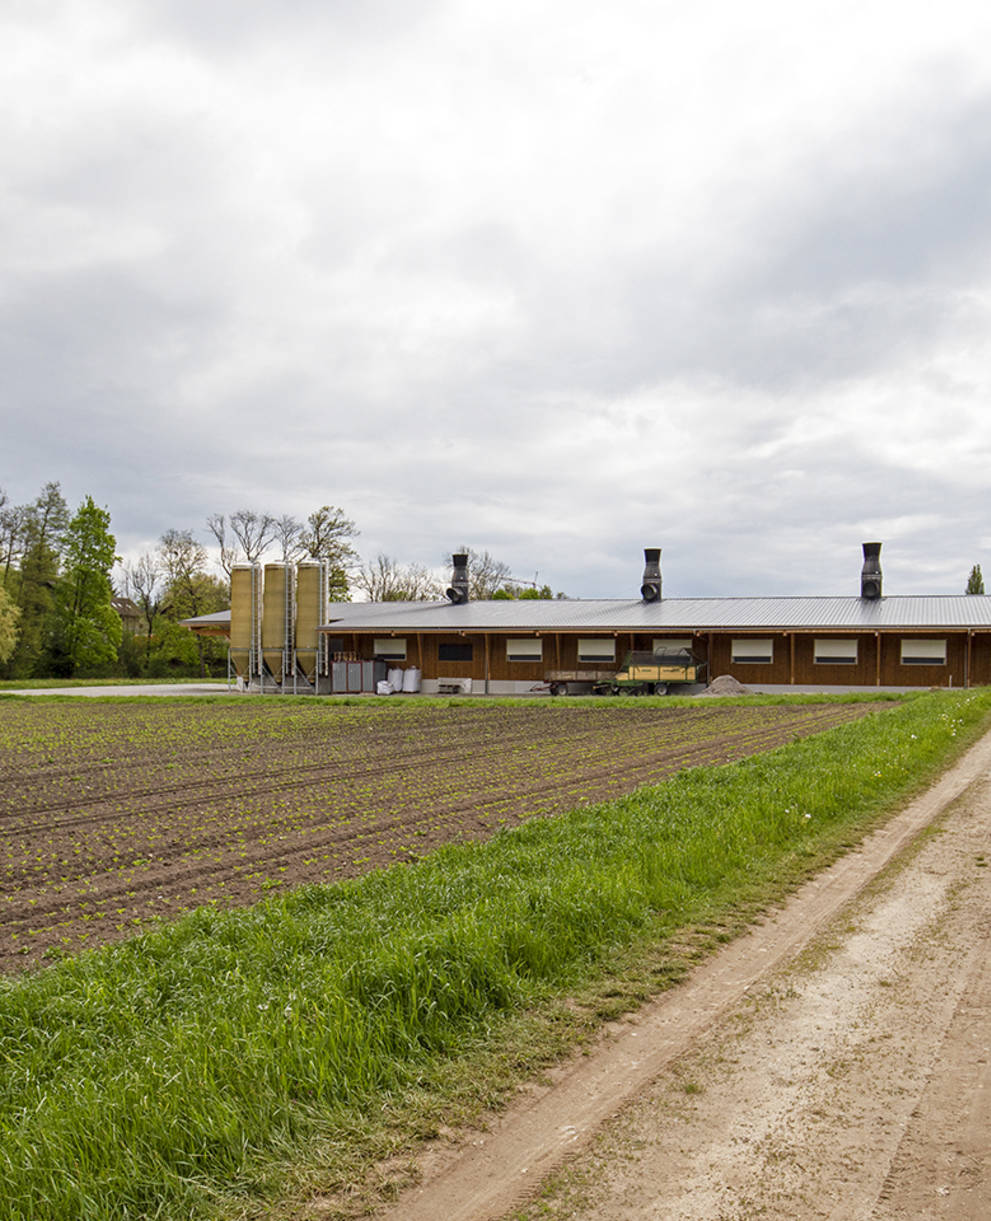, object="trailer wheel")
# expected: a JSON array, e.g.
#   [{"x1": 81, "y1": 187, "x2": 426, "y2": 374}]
[
  {"x1": 652, "y1": 682, "x2": 668, "y2": 696},
  {"x1": 549, "y1": 683, "x2": 562, "y2": 696}
]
